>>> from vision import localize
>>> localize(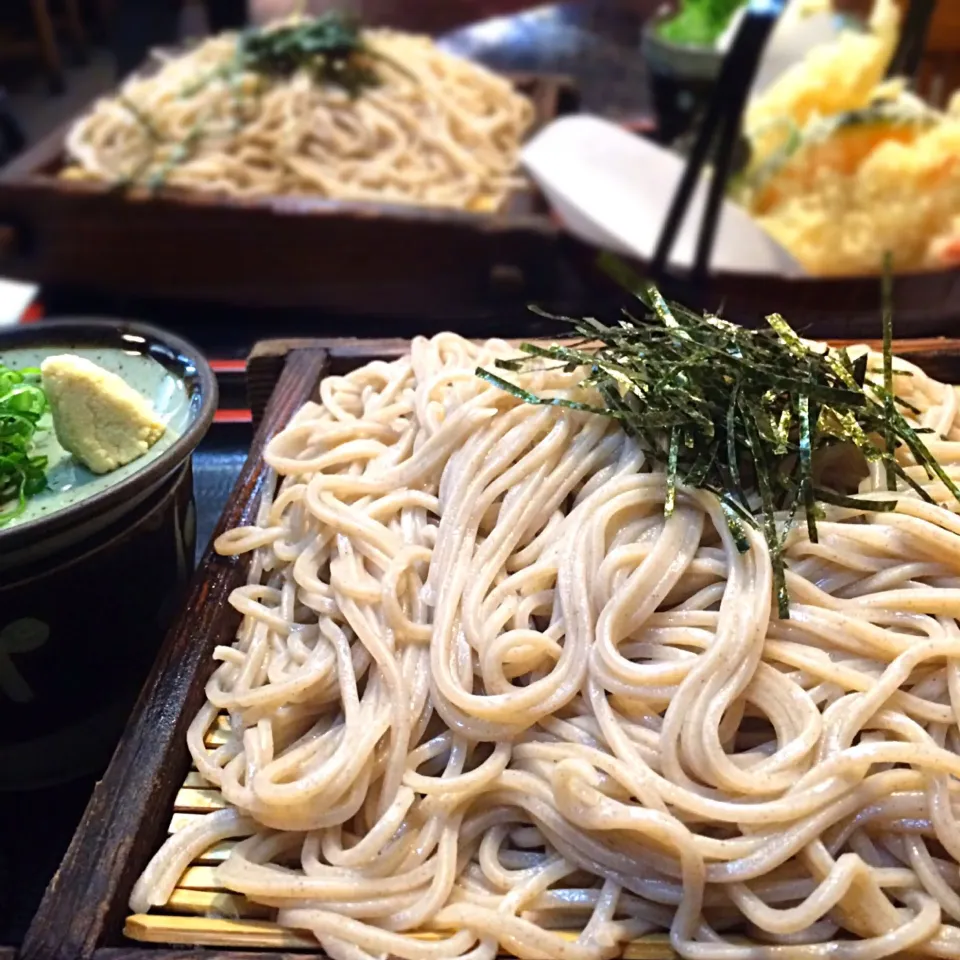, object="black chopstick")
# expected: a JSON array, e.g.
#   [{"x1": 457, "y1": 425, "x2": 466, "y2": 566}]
[
  {"x1": 886, "y1": 0, "x2": 936, "y2": 83},
  {"x1": 651, "y1": 1, "x2": 785, "y2": 283}
]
